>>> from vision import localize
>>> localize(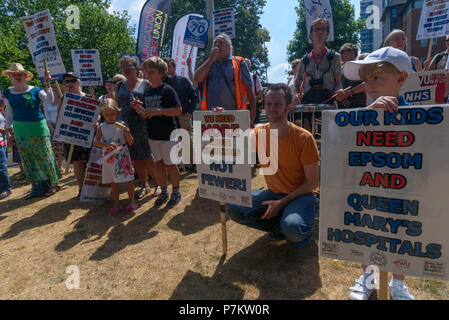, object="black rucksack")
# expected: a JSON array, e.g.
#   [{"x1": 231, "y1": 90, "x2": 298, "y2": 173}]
[{"x1": 301, "y1": 49, "x2": 336, "y2": 104}]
